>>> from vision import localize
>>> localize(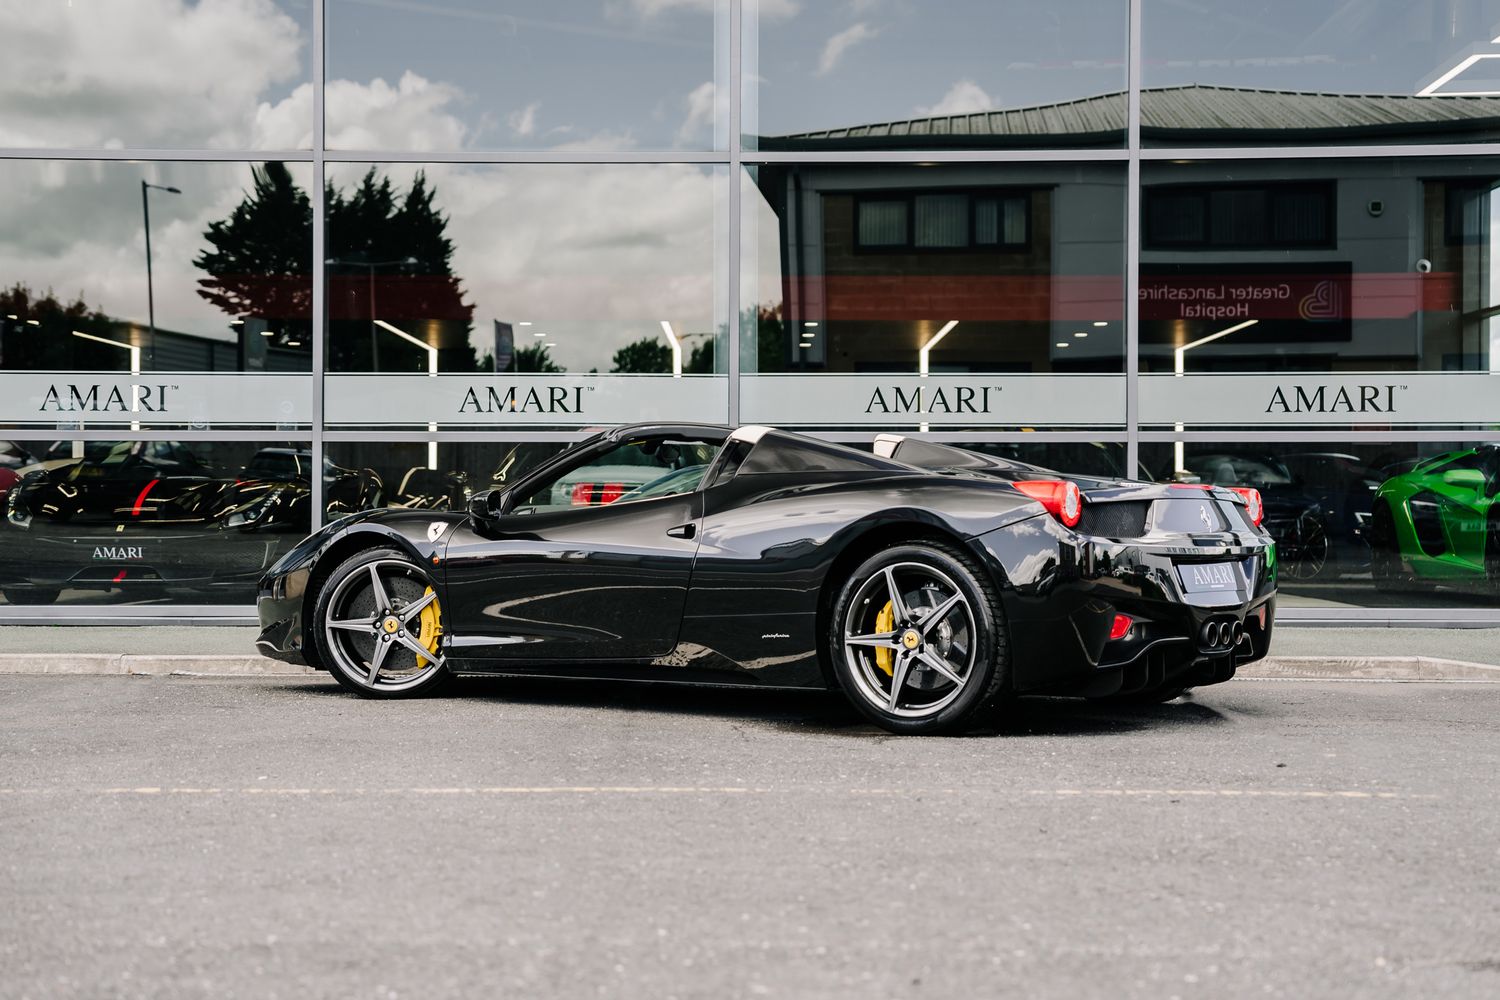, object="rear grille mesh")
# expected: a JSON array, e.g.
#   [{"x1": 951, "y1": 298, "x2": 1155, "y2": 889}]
[{"x1": 1076, "y1": 500, "x2": 1149, "y2": 539}]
